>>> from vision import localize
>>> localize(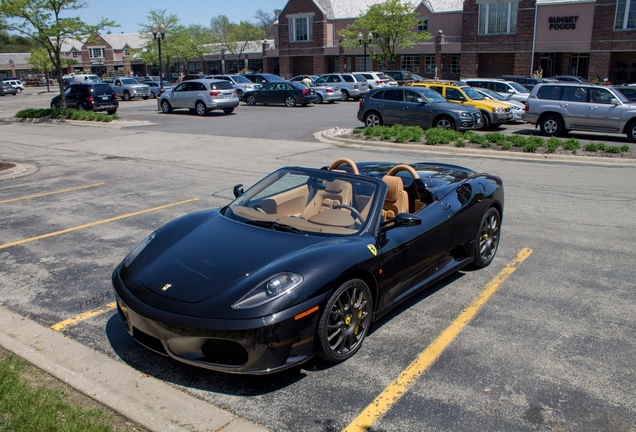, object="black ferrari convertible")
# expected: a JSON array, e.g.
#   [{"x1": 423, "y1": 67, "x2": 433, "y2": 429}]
[{"x1": 112, "y1": 158, "x2": 504, "y2": 374}]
